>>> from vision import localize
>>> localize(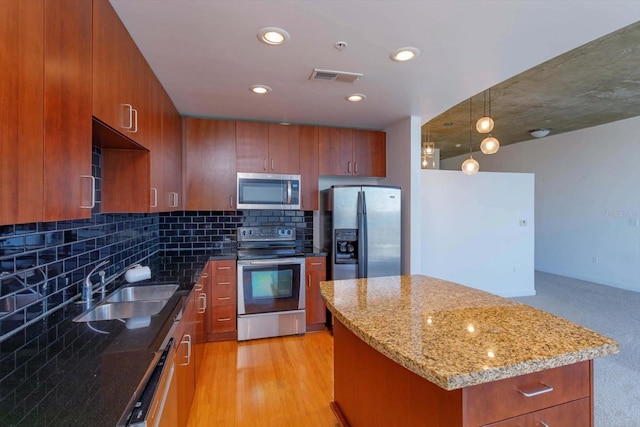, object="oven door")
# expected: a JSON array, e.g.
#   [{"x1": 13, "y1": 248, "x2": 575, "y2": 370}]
[{"x1": 237, "y1": 258, "x2": 305, "y2": 315}]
